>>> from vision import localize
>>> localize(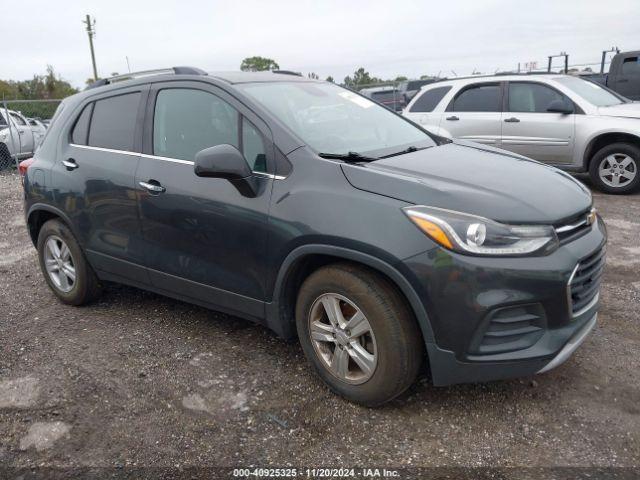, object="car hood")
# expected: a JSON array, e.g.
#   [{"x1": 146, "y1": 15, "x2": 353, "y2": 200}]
[
  {"x1": 598, "y1": 103, "x2": 640, "y2": 119},
  {"x1": 341, "y1": 140, "x2": 592, "y2": 224}
]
